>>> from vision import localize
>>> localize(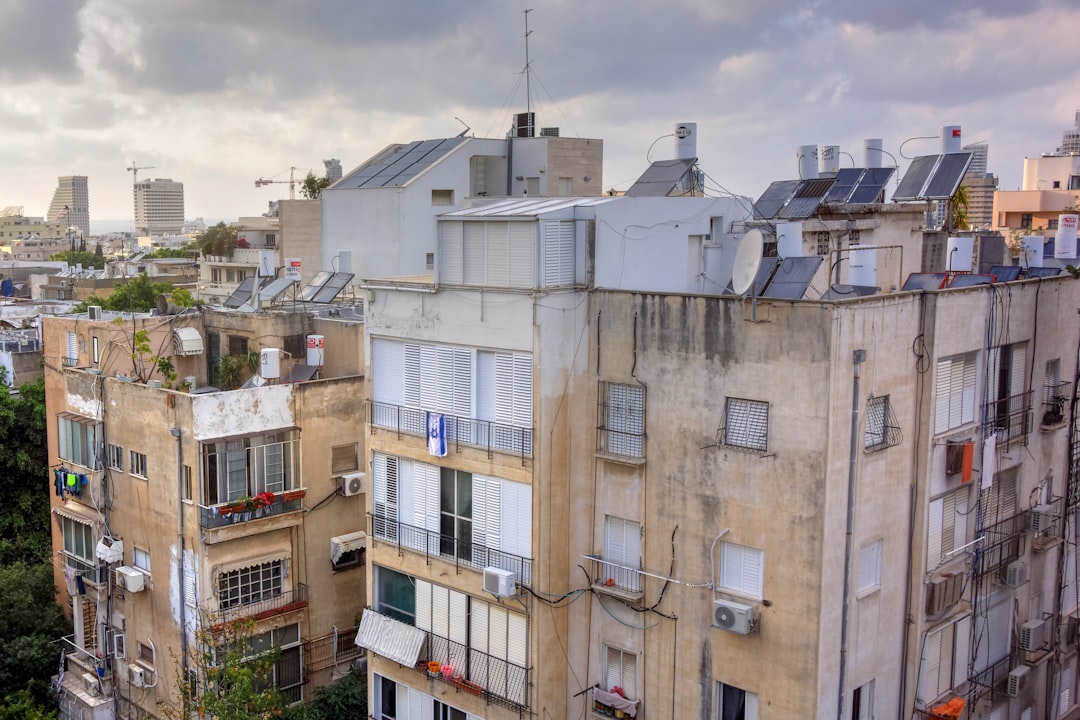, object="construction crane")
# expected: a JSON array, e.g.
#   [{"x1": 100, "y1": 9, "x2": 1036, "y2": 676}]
[
  {"x1": 127, "y1": 161, "x2": 155, "y2": 184},
  {"x1": 255, "y1": 167, "x2": 299, "y2": 200}
]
